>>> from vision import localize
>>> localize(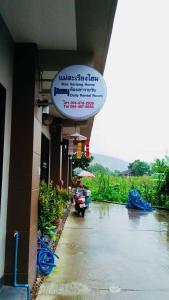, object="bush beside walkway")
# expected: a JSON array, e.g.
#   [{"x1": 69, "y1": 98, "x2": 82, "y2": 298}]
[{"x1": 82, "y1": 174, "x2": 169, "y2": 209}]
